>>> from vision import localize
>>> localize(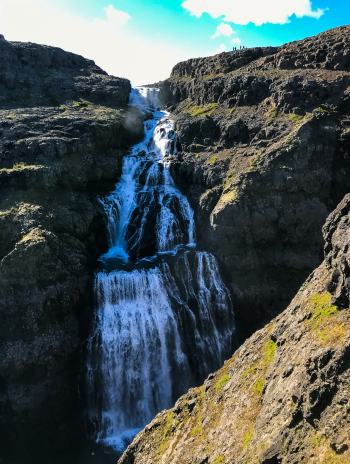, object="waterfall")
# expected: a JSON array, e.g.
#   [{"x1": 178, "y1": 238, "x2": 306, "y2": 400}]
[{"x1": 86, "y1": 87, "x2": 235, "y2": 452}]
